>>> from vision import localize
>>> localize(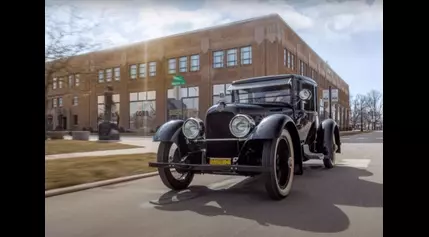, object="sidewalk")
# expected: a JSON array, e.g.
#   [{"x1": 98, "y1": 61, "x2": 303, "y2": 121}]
[
  {"x1": 46, "y1": 139, "x2": 160, "y2": 160},
  {"x1": 45, "y1": 147, "x2": 156, "y2": 160}
]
